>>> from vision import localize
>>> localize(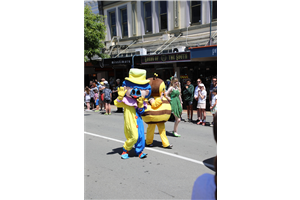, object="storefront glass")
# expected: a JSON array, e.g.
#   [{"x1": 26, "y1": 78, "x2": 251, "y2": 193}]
[
  {"x1": 178, "y1": 61, "x2": 217, "y2": 110},
  {"x1": 139, "y1": 64, "x2": 174, "y2": 81}
]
